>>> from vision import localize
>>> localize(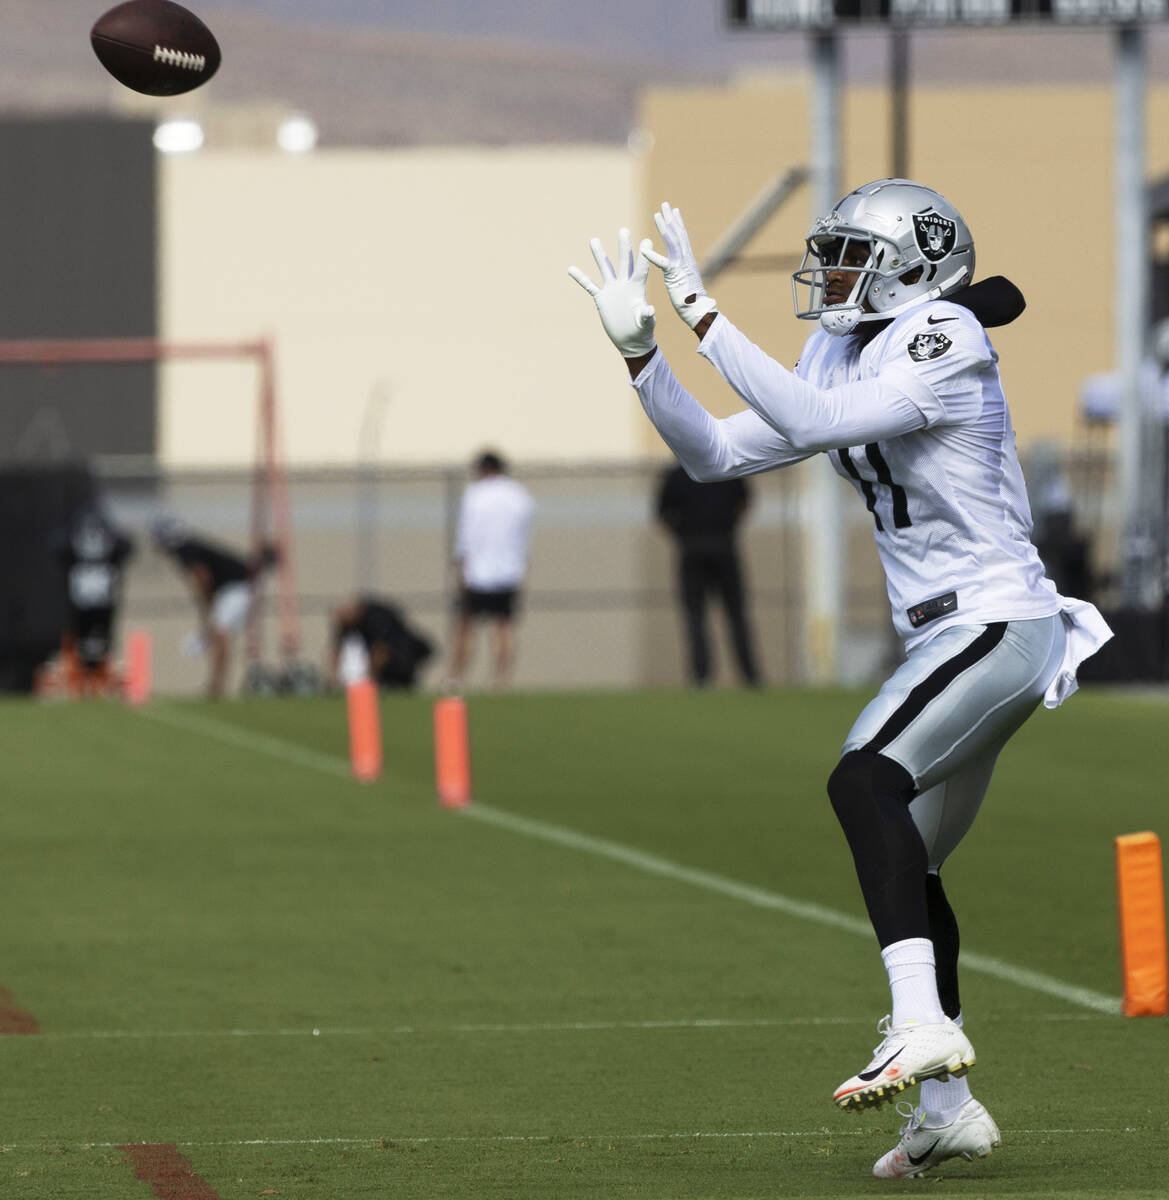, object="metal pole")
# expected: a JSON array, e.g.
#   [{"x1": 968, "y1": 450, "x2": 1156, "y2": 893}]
[
  {"x1": 701, "y1": 166, "x2": 809, "y2": 281},
  {"x1": 444, "y1": 465, "x2": 462, "y2": 648},
  {"x1": 890, "y1": 27, "x2": 910, "y2": 179},
  {"x1": 1115, "y1": 25, "x2": 1152, "y2": 607},
  {"x1": 356, "y1": 379, "x2": 391, "y2": 592},
  {"x1": 244, "y1": 348, "x2": 271, "y2": 666},
  {"x1": 812, "y1": 30, "x2": 841, "y2": 260},
  {"x1": 807, "y1": 29, "x2": 845, "y2": 683}
]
